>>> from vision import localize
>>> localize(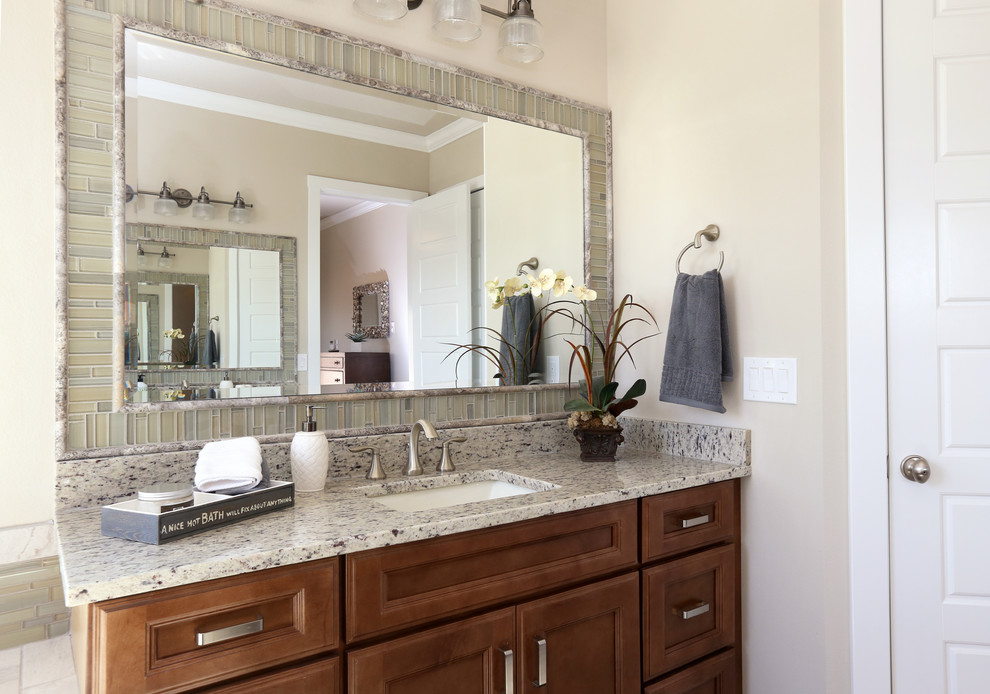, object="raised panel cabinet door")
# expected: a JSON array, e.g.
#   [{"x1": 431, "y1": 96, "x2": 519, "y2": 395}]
[
  {"x1": 642, "y1": 545, "x2": 736, "y2": 680},
  {"x1": 347, "y1": 608, "x2": 515, "y2": 694},
  {"x1": 643, "y1": 649, "x2": 738, "y2": 694},
  {"x1": 515, "y1": 572, "x2": 640, "y2": 694},
  {"x1": 200, "y1": 656, "x2": 340, "y2": 694},
  {"x1": 346, "y1": 501, "x2": 638, "y2": 642}
]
